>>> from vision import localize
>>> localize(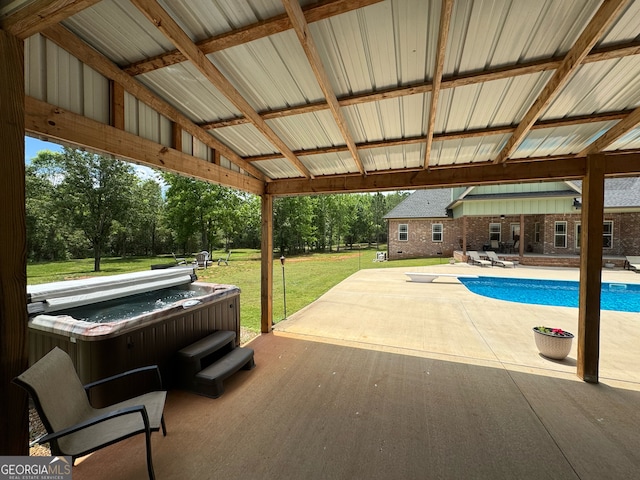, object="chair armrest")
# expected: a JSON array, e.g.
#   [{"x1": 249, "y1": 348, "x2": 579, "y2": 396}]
[
  {"x1": 34, "y1": 405, "x2": 150, "y2": 446},
  {"x1": 84, "y1": 365, "x2": 163, "y2": 394}
]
